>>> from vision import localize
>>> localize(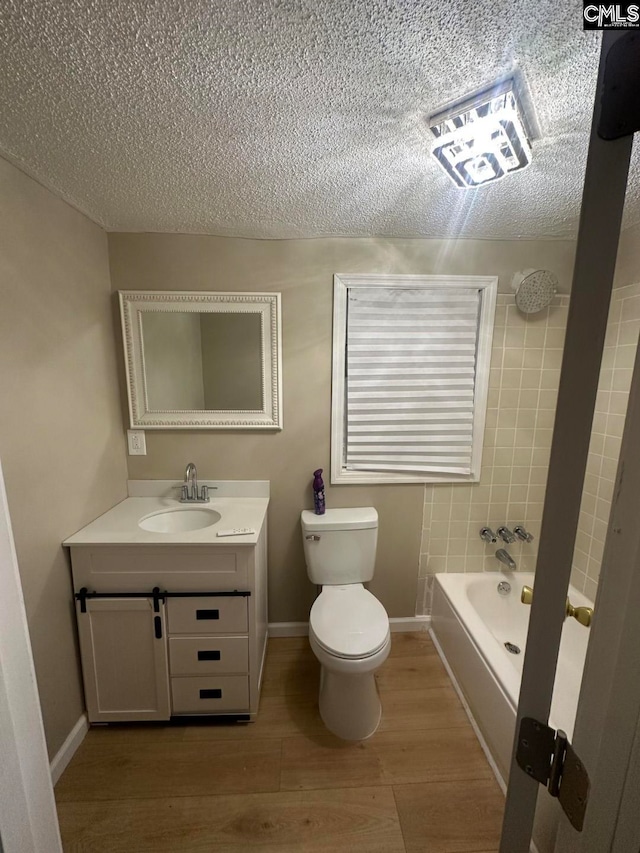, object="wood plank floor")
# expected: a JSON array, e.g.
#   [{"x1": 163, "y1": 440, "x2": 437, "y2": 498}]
[{"x1": 55, "y1": 632, "x2": 504, "y2": 852}]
